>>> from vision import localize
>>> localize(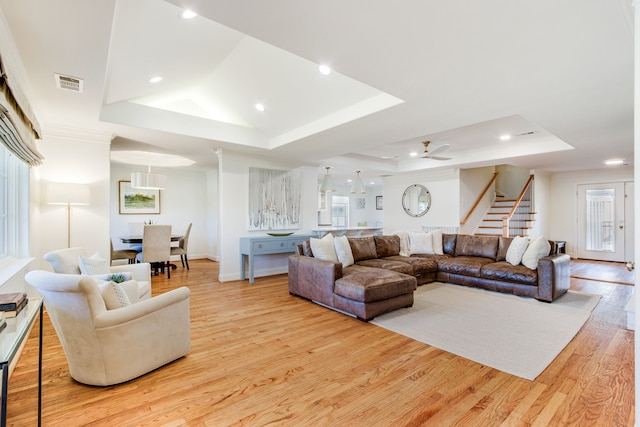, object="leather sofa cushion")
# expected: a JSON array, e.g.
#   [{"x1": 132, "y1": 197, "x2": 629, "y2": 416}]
[
  {"x1": 355, "y1": 259, "x2": 413, "y2": 275},
  {"x1": 438, "y1": 256, "x2": 495, "y2": 277},
  {"x1": 349, "y1": 237, "x2": 378, "y2": 262},
  {"x1": 455, "y1": 235, "x2": 499, "y2": 260},
  {"x1": 334, "y1": 268, "x2": 416, "y2": 302},
  {"x1": 496, "y1": 237, "x2": 513, "y2": 262},
  {"x1": 374, "y1": 235, "x2": 401, "y2": 258},
  {"x1": 443, "y1": 234, "x2": 457, "y2": 255},
  {"x1": 480, "y1": 261, "x2": 538, "y2": 286},
  {"x1": 383, "y1": 255, "x2": 438, "y2": 275}
]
